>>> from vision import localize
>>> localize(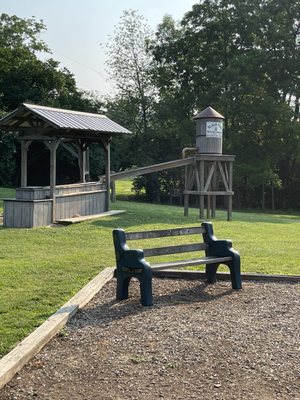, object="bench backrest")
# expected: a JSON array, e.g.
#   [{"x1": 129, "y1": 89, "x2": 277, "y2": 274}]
[{"x1": 125, "y1": 226, "x2": 208, "y2": 258}]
